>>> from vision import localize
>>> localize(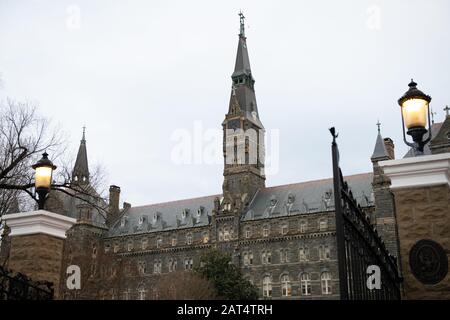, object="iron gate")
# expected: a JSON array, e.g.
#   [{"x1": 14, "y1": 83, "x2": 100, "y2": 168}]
[
  {"x1": 0, "y1": 265, "x2": 53, "y2": 300},
  {"x1": 330, "y1": 128, "x2": 402, "y2": 300}
]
